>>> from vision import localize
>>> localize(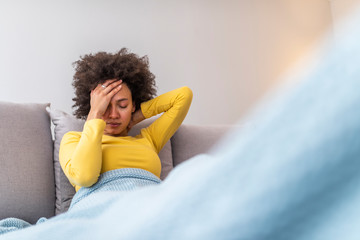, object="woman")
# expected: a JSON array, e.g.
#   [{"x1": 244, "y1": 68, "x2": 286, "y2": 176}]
[{"x1": 59, "y1": 48, "x2": 193, "y2": 191}]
